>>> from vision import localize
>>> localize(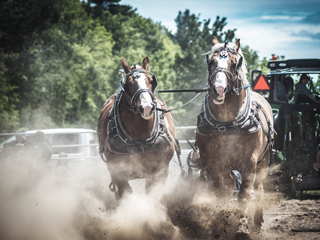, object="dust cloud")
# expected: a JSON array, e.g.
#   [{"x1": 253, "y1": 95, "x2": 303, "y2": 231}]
[
  {"x1": 1, "y1": 157, "x2": 319, "y2": 240},
  {"x1": 0, "y1": 157, "x2": 184, "y2": 240}
]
